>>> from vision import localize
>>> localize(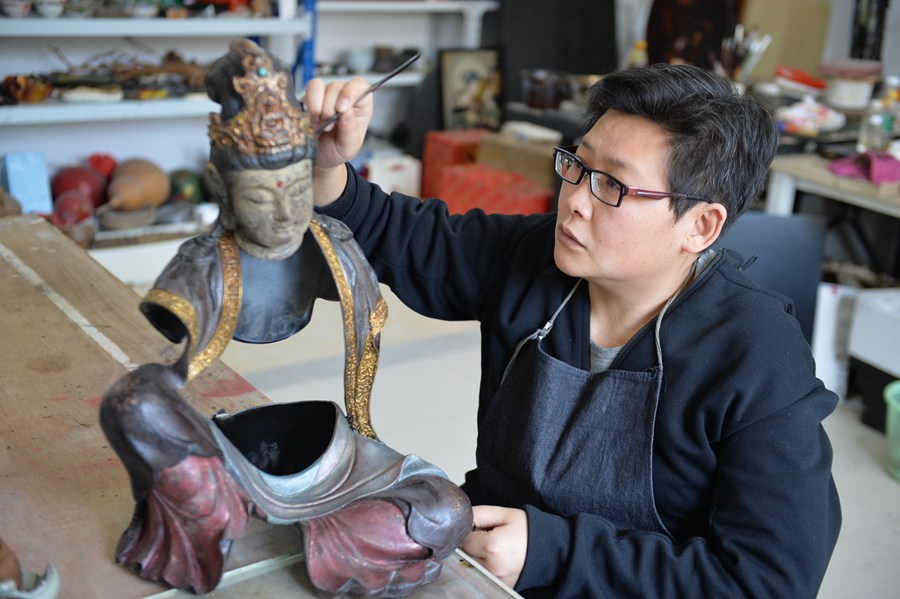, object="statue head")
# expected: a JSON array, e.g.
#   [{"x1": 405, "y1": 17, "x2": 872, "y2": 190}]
[{"x1": 205, "y1": 38, "x2": 317, "y2": 260}]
